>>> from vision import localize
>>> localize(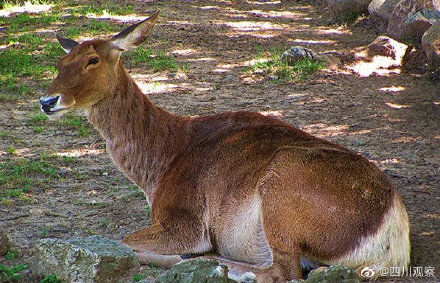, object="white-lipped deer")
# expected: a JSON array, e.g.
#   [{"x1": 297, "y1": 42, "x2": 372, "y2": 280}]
[{"x1": 40, "y1": 12, "x2": 410, "y2": 281}]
